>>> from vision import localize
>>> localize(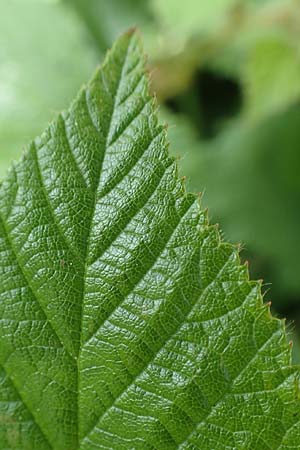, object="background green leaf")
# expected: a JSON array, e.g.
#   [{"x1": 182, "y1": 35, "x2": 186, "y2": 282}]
[{"x1": 0, "y1": 0, "x2": 98, "y2": 177}]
